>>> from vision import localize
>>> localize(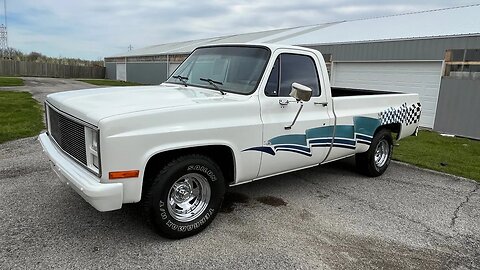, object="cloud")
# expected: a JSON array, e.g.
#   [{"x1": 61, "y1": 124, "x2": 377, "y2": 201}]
[{"x1": 4, "y1": 0, "x2": 479, "y2": 59}]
